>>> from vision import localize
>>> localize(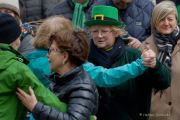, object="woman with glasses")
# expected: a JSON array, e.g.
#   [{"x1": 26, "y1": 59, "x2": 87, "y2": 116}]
[
  {"x1": 85, "y1": 5, "x2": 170, "y2": 120},
  {"x1": 93, "y1": 0, "x2": 154, "y2": 42},
  {"x1": 17, "y1": 30, "x2": 99, "y2": 120}
]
